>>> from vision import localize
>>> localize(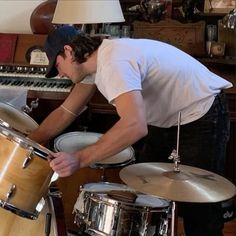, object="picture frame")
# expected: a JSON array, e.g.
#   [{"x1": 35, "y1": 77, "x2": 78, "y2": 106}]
[{"x1": 204, "y1": 0, "x2": 236, "y2": 14}]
